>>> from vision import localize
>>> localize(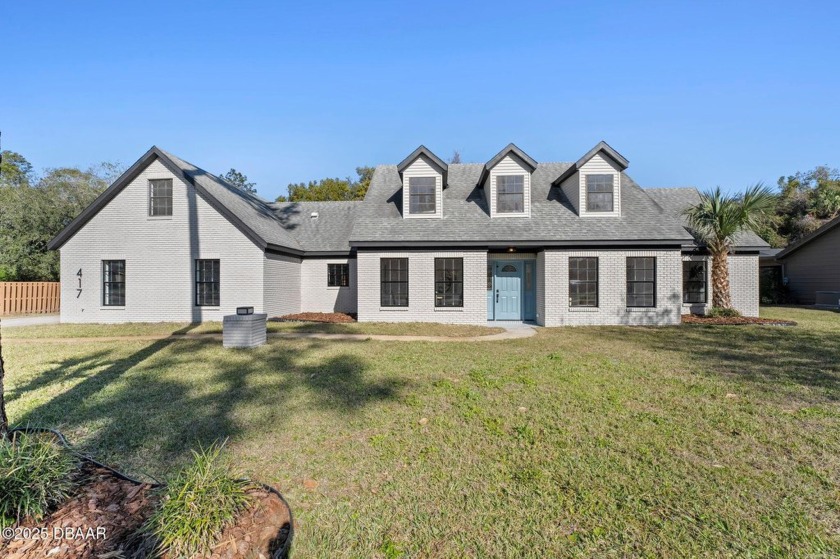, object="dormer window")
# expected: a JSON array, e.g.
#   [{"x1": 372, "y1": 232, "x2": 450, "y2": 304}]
[
  {"x1": 397, "y1": 146, "x2": 448, "y2": 219},
  {"x1": 480, "y1": 144, "x2": 537, "y2": 217},
  {"x1": 408, "y1": 177, "x2": 436, "y2": 214},
  {"x1": 586, "y1": 175, "x2": 614, "y2": 212},
  {"x1": 497, "y1": 175, "x2": 525, "y2": 213}
]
